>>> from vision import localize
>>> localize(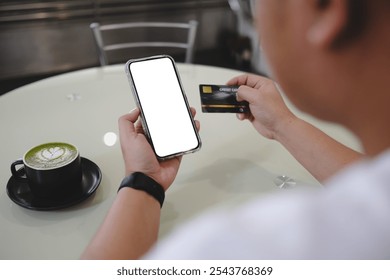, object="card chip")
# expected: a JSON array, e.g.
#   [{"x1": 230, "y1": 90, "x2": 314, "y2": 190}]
[{"x1": 202, "y1": 86, "x2": 213, "y2": 94}]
